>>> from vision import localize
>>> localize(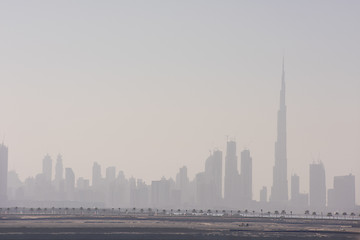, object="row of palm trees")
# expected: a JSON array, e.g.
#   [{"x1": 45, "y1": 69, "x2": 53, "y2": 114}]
[{"x1": 0, "y1": 207, "x2": 359, "y2": 220}]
